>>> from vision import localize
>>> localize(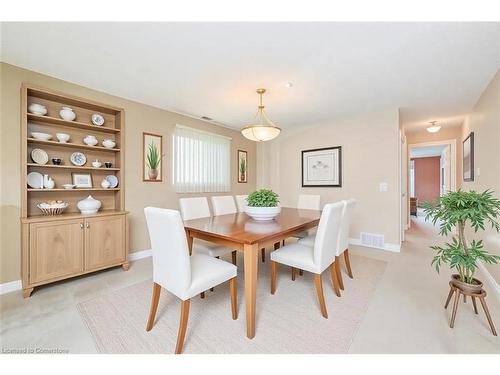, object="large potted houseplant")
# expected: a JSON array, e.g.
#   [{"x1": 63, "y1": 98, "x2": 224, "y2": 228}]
[
  {"x1": 245, "y1": 189, "x2": 281, "y2": 221},
  {"x1": 422, "y1": 189, "x2": 500, "y2": 293}
]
